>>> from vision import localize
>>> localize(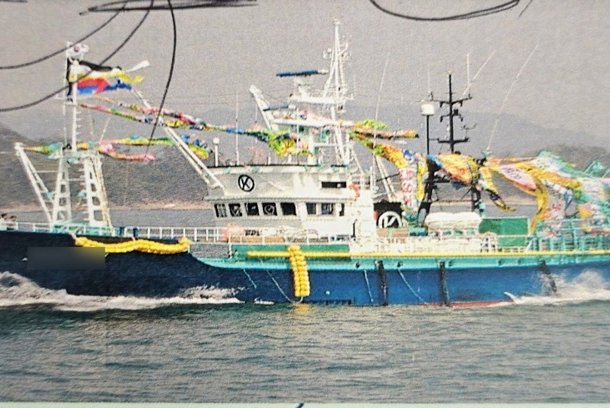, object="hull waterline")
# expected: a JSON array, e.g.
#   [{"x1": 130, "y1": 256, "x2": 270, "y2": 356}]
[{"x1": 2, "y1": 229, "x2": 608, "y2": 306}]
